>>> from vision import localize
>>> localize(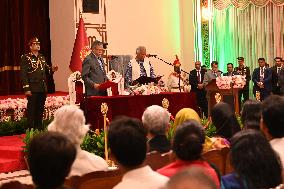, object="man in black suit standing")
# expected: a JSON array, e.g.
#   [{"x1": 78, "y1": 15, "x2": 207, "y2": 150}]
[
  {"x1": 189, "y1": 61, "x2": 208, "y2": 117},
  {"x1": 223, "y1": 63, "x2": 237, "y2": 76},
  {"x1": 82, "y1": 40, "x2": 108, "y2": 96},
  {"x1": 271, "y1": 57, "x2": 283, "y2": 95},
  {"x1": 234, "y1": 57, "x2": 251, "y2": 106},
  {"x1": 252, "y1": 58, "x2": 272, "y2": 101}
]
